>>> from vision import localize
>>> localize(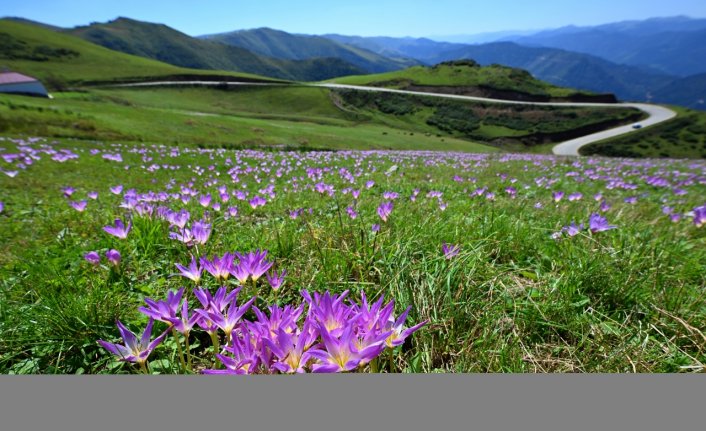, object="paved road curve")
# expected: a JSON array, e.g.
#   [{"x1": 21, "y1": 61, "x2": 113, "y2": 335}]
[
  {"x1": 316, "y1": 84, "x2": 678, "y2": 156},
  {"x1": 112, "y1": 81, "x2": 677, "y2": 156}
]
